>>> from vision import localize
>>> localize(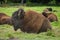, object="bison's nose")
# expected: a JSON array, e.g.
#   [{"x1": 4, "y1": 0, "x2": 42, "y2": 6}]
[
  {"x1": 13, "y1": 25, "x2": 19, "y2": 31},
  {"x1": 14, "y1": 28, "x2": 18, "y2": 31}
]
